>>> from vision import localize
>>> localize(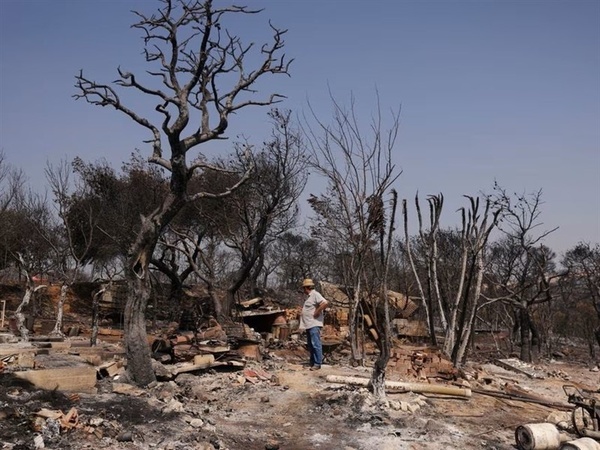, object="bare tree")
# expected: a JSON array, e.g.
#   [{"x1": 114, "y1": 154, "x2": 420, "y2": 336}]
[
  {"x1": 404, "y1": 194, "x2": 500, "y2": 365},
  {"x1": 163, "y1": 109, "x2": 308, "y2": 317},
  {"x1": 484, "y1": 186, "x2": 559, "y2": 362},
  {"x1": 43, "y1": 160, "x2": 101, "y2": 337},
  {"x1": 0, "y1": 151, "x2": 26, "y2": 270},
  {"x1": 304, "y1": 92, "x2": 401, "y2": 398},
  {"x1": 270, "y1": 232, "x2": 325, "y2": 289},
  {"x1": 448, "y1": 196, "x2": 500, "y2": 364},
  {"x1": 0, "y1": 151, "x2": 25, "y2": 215},
  {"x1": 370, "y1": 190, "x2": 398, "y2": 399},
  {"x1": 218, "y1": 110, "x2": 307, "y2": 314},
  {"x1": 74, "y1": 0, "x2": 290, "y2": 385},
  {"x1": 13, "y1": 253, "x2": 47, "y2": 340},
  {"x1": 562, "y1": 242, "x2": 600, "y2": 355},
  {"x1": 403, "y1": 194, "x2": 445, "y2": 345}
]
